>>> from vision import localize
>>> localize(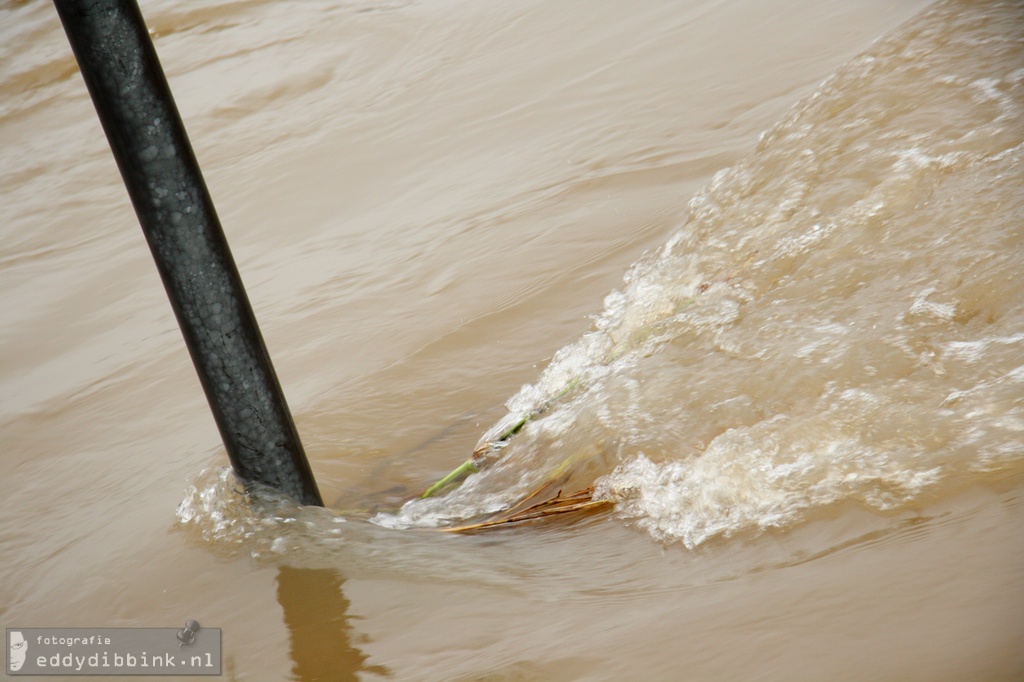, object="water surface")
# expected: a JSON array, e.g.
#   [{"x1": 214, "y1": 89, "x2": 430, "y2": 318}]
[{"x1": 2, "y1": 1, "x2": 1022, "y2": 680}]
